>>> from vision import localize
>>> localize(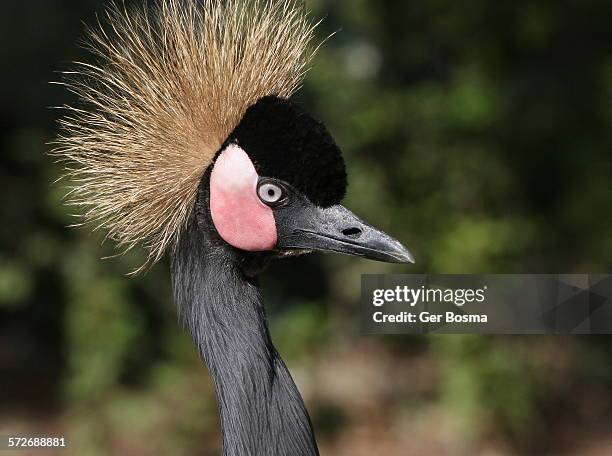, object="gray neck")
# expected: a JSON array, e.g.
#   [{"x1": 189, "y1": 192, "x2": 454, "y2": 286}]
[{"x1": 170, "y1": 218, "x2": 319, "y2": 456}]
